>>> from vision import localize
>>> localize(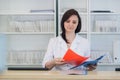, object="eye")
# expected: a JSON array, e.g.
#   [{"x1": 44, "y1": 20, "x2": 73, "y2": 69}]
[
  {"x1": 73, "y1": 21, "x2": 77, "y2": 24},
  {"x1": 66, "y1": 20, "x2": 70, "y2": 23}
]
